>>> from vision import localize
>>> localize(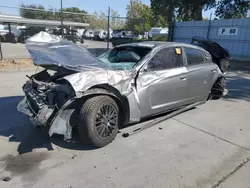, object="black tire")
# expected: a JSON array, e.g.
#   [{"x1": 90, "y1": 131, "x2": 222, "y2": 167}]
[
  {"x1": 211, "y1": 77, "x2": 226, "y2": 100},
  {"x1": 78, "y1": 96, "x2": 119, "y2": 147}
]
